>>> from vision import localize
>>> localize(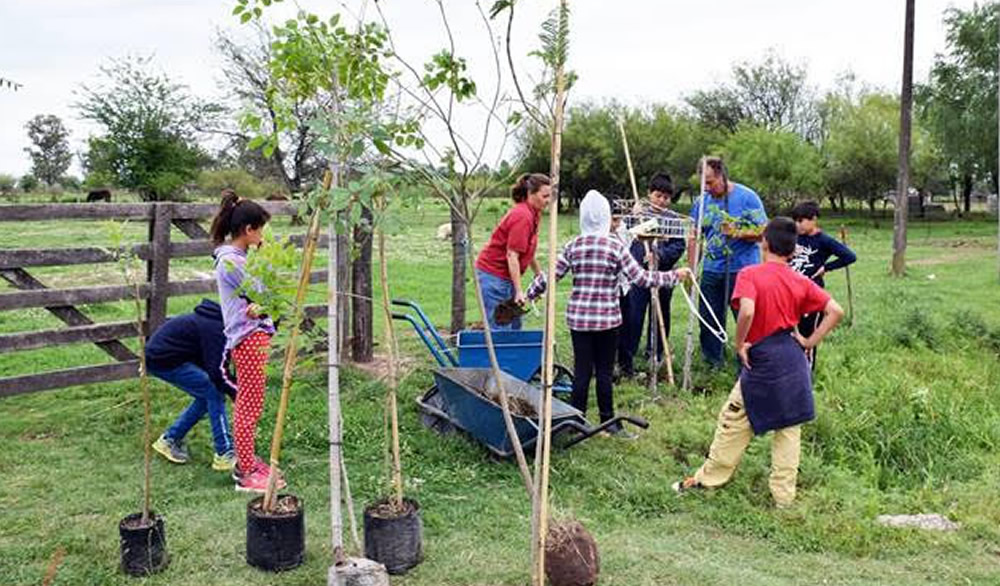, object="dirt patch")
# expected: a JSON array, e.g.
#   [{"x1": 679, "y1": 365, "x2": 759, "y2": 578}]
[
  {"x1": 19, "y1": 430, "x2": 60, "y2": 441},
  {"x1": 250, "y1": 495, "x2": 301, "y2": 517},
  {"x1": 479, "y1": 389, "x2": 537, "y2": 419},
  {"x1": 121, "y1": 514, "x2": 159, "y2": 530},
  {"x1": 545, "y1": 519, "x2": 600, "y2": 586},
  {"x1": 366, "y1": 498, "x2": 416, "y2": 520},
  {"x1": 350, "y1": 352, "x2": 419, "y2": 381}
]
